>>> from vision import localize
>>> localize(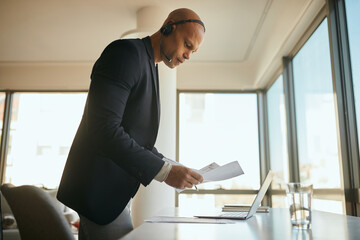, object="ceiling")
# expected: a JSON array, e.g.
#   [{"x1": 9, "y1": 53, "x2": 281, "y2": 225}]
[{"x1": 0, "y1": 0, "x2": 325, "y2": 88}]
